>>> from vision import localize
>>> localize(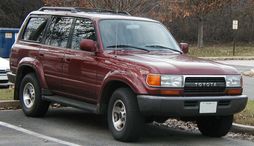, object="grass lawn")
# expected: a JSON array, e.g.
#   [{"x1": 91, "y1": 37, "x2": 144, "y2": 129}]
[
  {"x1": 189, "y1": 44, "x2": 254, "y2": 57},
  {"x1": 235, "y1": 100, "x2": 254, "y2": 126},
  {"x1": 0, "y1": 88, "x2": 14, "y2": 100}
]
